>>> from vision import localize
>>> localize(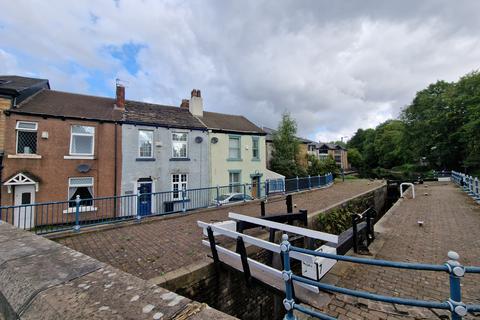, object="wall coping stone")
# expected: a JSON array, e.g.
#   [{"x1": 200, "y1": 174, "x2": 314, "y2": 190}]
[{"x1": 0, "y1": 221, "x2": 235, "y2": 320}]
